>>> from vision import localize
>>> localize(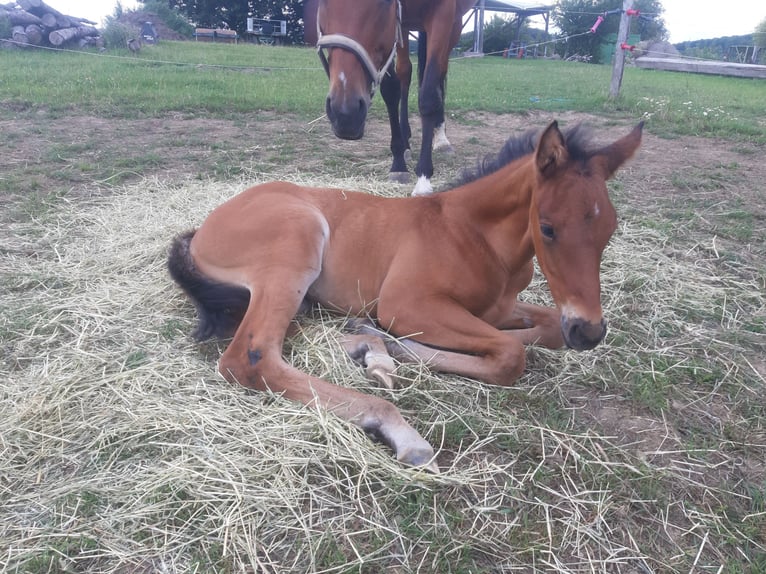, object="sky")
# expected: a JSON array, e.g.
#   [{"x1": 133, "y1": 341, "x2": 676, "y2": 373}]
[
  {"x1": 661, "y1": 0, "x2": 766, "y2": 42},
  {"x1": 48, "y1": 0, "x2": 766, "y2": 44},
  {"x1": 46, "y1": 0, "x2": 141, "y2": 26}
]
